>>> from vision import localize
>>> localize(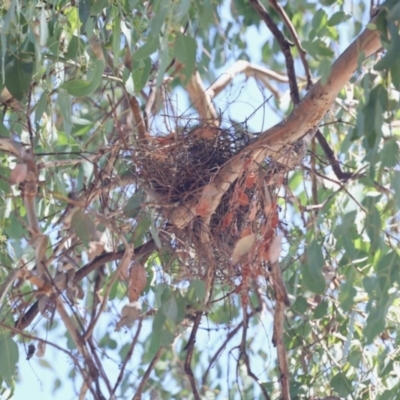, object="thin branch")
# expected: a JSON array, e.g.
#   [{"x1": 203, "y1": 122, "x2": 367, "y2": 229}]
[
  {"x1": 315, "y1": 130, "x2": 353, "y2": 181},
  {"x1": 270, "y1": 261, "x2": 290, "y2": 400},
  {"x1": 268, "y1": 0, "x2": 313, "y2": 87},
  {"x1": 207, "y1": 60, "x2": 290, "y2": 99},
  {"x1": 186, "y1": 71, "x2": 218, "y2": 121},
  {"x1": 239, "y1": 310, "x2": 271, "y2": 400},
  {"x1": 249, "y1": 0, "x2": 300, "y2": 103},
  {"x1": 55, "y1": 297, "x2": 102, "y2": 399},
  {"x1": 111, "y1": 319, "x2": 143, "y2": 396},
  {"x1": 255, "y1": 0, "x2": 351, "y2": 181},
  {"x1": 183, "y1": 312, "x2": 203, "y2": 400},
  {"x1": 202, "y1": 319, "x2": 244, "y2": 385},
  {"x1": 132, "y1": 347, "x2": 164, "y2": 400},
  {"x1": 129, "y1": 96, "x2": 148, "y2": 143}
]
